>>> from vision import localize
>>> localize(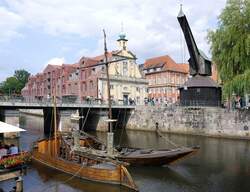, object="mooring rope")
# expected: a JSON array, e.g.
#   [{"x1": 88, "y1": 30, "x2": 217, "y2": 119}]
[{"x1": 156, "y1": 129, "x2": 182, "y2": 148}]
